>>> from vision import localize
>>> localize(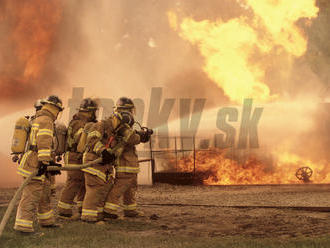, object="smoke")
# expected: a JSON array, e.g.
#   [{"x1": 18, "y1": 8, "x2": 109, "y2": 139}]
[
  {"x1": 1, "y1": 0, "x2": 329, "y2": 109},
  {"x1": 0, "y1": 0, "x2": 329, "y2": 186},
  {"x1": 0, "y1": 0, "x2": 88, "y2": 115}
]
